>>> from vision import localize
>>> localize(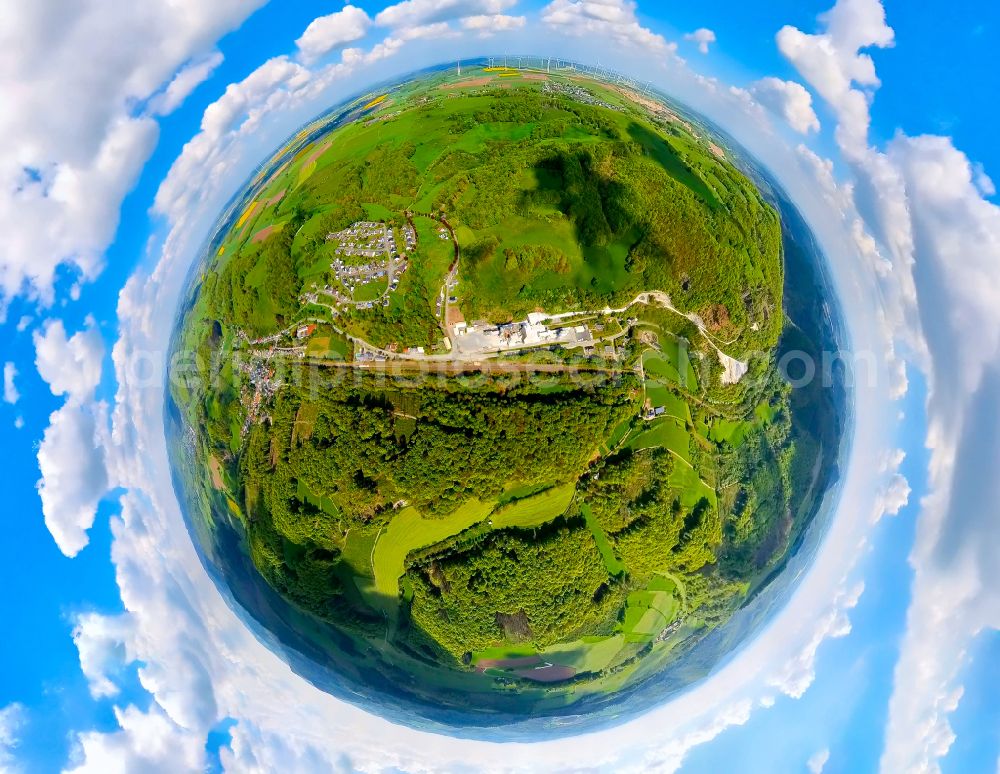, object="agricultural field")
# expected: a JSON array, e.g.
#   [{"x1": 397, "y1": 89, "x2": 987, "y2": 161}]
[{"x1": 165, "y1": 63, "x2": 836, "y2": 717}]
